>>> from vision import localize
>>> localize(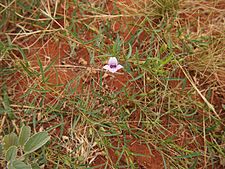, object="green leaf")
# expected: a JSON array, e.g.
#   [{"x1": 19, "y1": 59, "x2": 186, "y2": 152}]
[
  {"x1": 6, "y1": 146, "x2": 17, "y2": 161},
  {"x1": 24, "y1": 131, "x2": 50, "y2": 154},
  {"x1": 3, "y1": 133, "x2": 18, "y2": 151},
  {"x1": 162, "y1": 54, "x2": 173, "y2": 65},
  {"x1": 37, "y1": 57, "x2": 44, "y2": 82},
  {"x1": 174, "y1": 152, "x2": 201, "y2": 159},
  {"x1": 2, "y1": 84, "x2": 14, "y2": 119},
  {"x1": 19, "y1": 126, "x2": 31, "y2": 146},
  {"x1": 43, "y1": 56, "x2": 57, "y2": 73},
  {"x1": 126, "y1": 43, "x2": 132, "y2": 59},
  {"x1": 129, "y1": 74, "x2": 144, "y2": 82},
  {"x1": 10, "y1": 160, "x2": 32, "y2": 169},
  {"x1": 112, "y1": 34, "x2": 121, "y2": 55},
  {"x1": 19, "y1": 61, "x2": 34, "y2": 76}
]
